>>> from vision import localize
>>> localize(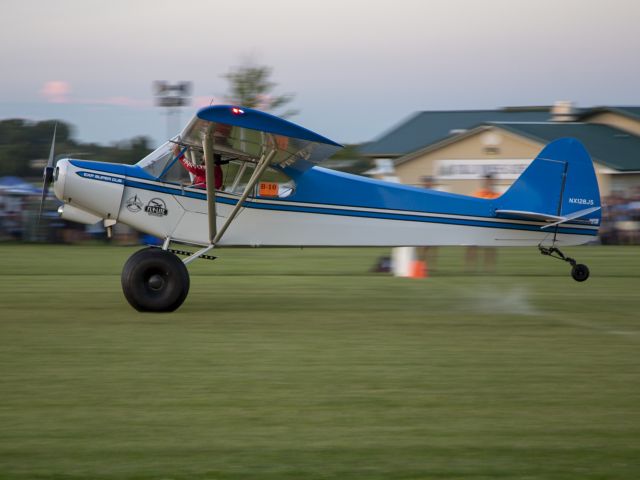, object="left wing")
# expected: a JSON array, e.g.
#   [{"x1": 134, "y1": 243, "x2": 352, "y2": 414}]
[{"x1": 177, "y1": 105, "x2": 343, "y2": 172}]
